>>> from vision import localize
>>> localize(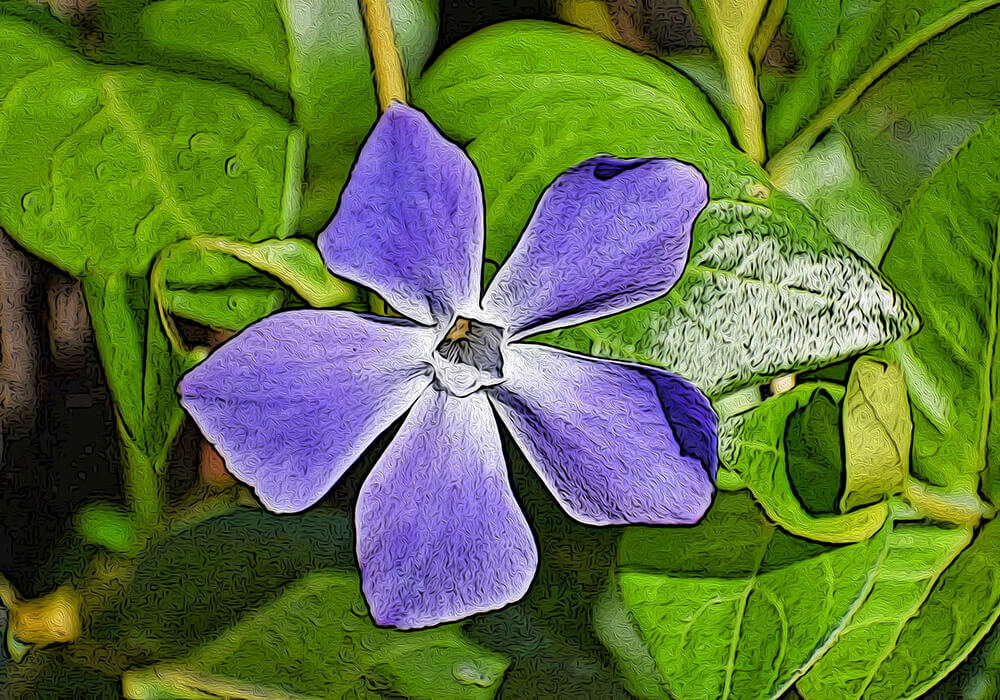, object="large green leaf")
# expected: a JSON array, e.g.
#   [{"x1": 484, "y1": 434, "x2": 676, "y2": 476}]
[
  {"x1": 769, "y1": 0, "x2": 999, "y2": 153},
  {"x1": 880, "y1": 112, "x2": 1000, "y2": 493},
  {"x1": 838, "y1": 6, "x2": 1000, "y2": 208},
  {"x1": 70, "y1": 0, "x2": 438, "y2": 234},
  {"x1": 123, "y1": 572, "x2": 508, "y2": 700},
  {"x1": 607, "y1": 491, "x2": 889, "y2": 700},
  {"x1": 414, "y1": 21, "x2": 914, "y2": 397},
  {"x1": 796, "y1": 521, "x2": 972, "y2": 699},
  {"x1": 0, "y1": 17, "x2": 298, "y2": 279},
  {"x1": 835, "y1": 110, "x2": 1000, "y2": 698}
]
